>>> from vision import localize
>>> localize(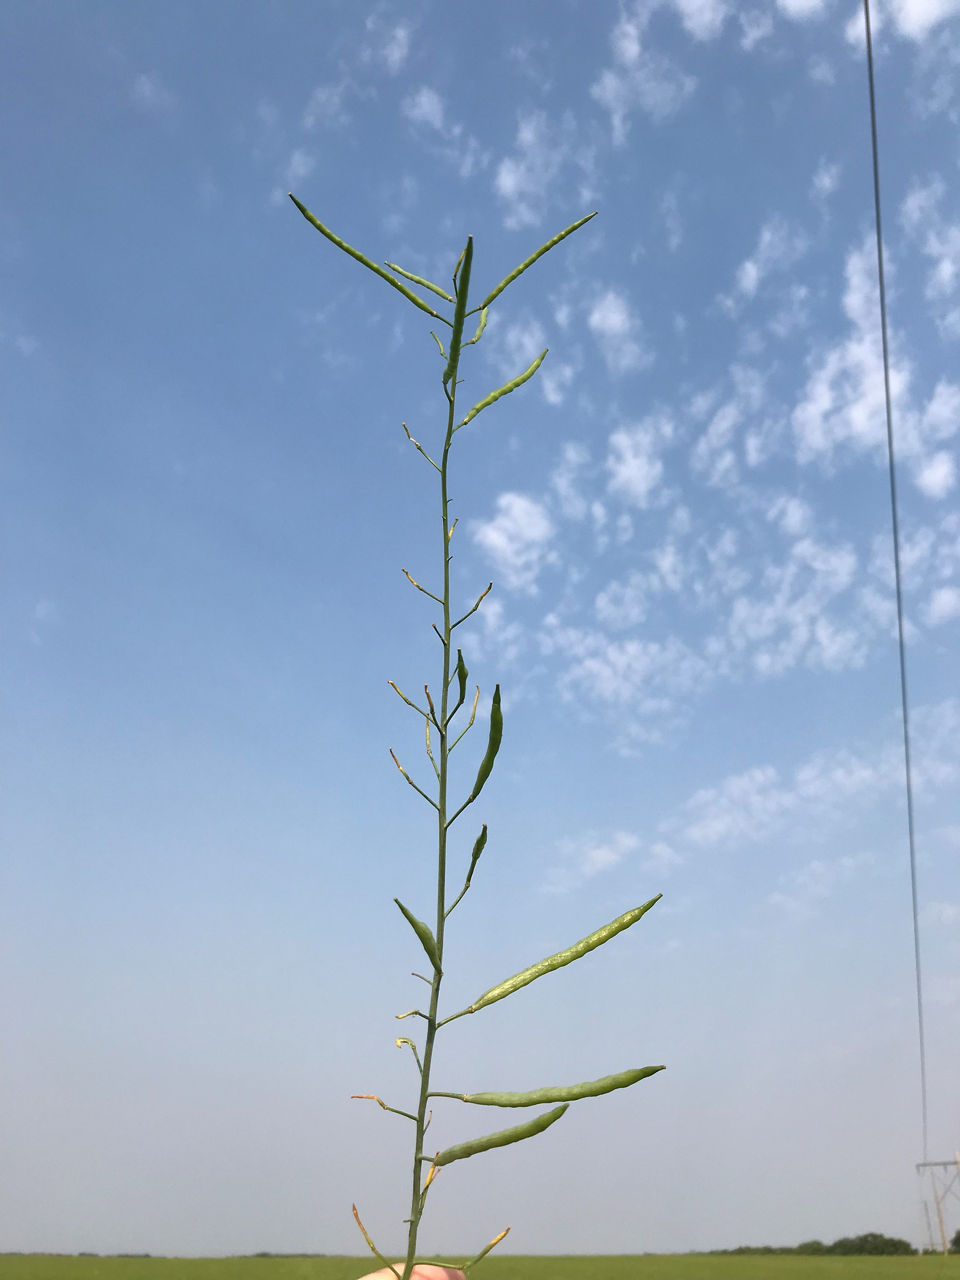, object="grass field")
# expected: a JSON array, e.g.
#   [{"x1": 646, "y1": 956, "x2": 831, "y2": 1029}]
[{"x1": 3, "y1": 1257, "x2": 960, "y2": 1280}]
